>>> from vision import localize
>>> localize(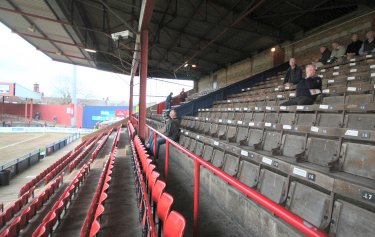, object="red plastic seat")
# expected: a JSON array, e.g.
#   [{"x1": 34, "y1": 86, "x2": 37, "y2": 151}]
[
  {"x1": 157, "y1": 192, "x2": 174, "y2": 223},
  {"x1": 148, "y1": 171, "x2": 160, "y2": 190},
  {"x1": 32, "y1": 225, "x2": 47, "y2": 237},
  {"x1": 163, "y1": 211, "x2": 186, "y2": 237},
  {"x1": 146, "y1": 164, "x2": 156, "y2": 180},
  {"x1": 152, "y1": 180, "x2": 166, "y2": 203},
  {"x1": 89, "y1": 220, "x2": 100, "y2": 237}
]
